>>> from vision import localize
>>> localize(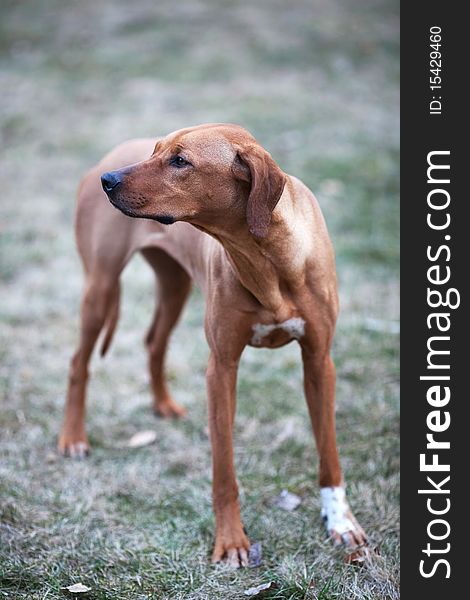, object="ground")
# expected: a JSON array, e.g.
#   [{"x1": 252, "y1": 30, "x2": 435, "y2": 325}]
[{"x1": 0, "y1": 0, "x2": 399, "y2": 598}]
